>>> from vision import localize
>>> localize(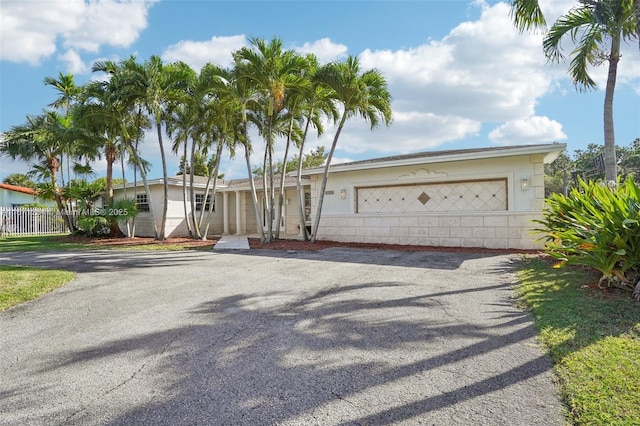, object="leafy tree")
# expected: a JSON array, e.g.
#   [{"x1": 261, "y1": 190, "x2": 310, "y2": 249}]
[
  {"x1": 253, "y1": 146, "x2": 327, "y2": 176},
  {"x1": 178, "y1": 152, "x2": 210, "y2": 176},
  {"x1": 2, "y1": 173, "x2": 36, "y2": 189},
  {"x1": 311, "y1": 56, "x2": 393, "y2": 242}
]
